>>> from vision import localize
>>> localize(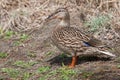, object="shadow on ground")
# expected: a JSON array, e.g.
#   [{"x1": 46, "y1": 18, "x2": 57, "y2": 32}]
[{"x1": 48, "y1": 54, "x2": 111, "y2": 66}]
